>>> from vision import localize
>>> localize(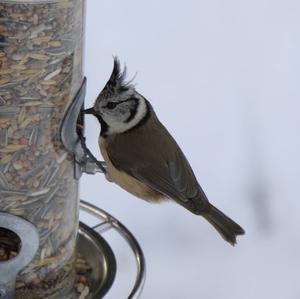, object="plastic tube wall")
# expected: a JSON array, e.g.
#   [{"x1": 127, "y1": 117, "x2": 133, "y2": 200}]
[{"x1": 0, "y1": 0, "x2": 85, "y2": 297}]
